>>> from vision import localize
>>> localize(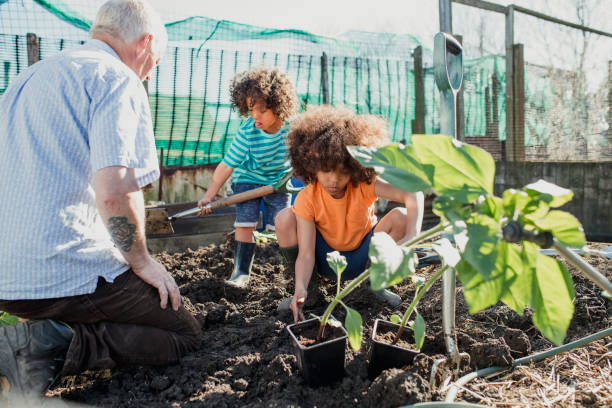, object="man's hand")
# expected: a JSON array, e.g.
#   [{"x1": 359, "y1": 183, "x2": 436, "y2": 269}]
[
  {"x1": 290, "y1": 287, "x2": 307, "y2": 323},
  {"x1": 132, "y1": 256, "x2": 181, "y2": 311}
]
